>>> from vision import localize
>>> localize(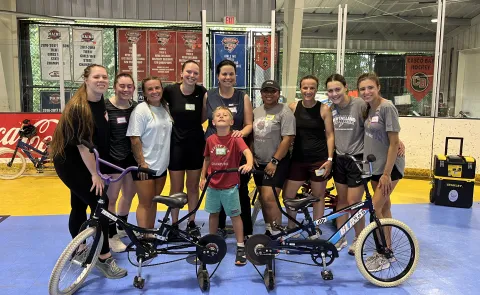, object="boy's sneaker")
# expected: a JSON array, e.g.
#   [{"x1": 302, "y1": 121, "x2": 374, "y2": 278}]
[
  {"x1": 235, "y1": 246, "x2": 247, "y2": 266},
  {"x1": 307, "y1": 228, "x2": 322, "y2": 240},
  {"x1": 186, "y1": 221, "x2": 201, "y2": 237},
  {"x1": 216, "y1": 228, "x2": 227, "y2": 239},
  {"x1": 109, "y1": 234, "x2": 127, "y2": 253},
  {"x1": 95, "y1": 257, "x2": 128, "y2": 279},
  {"x1": 348, "y1": 237, "x2": 358, "y2": 256},
  {"x1": 335, "y1": 236, "x2": 348, "y2": 251}
]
